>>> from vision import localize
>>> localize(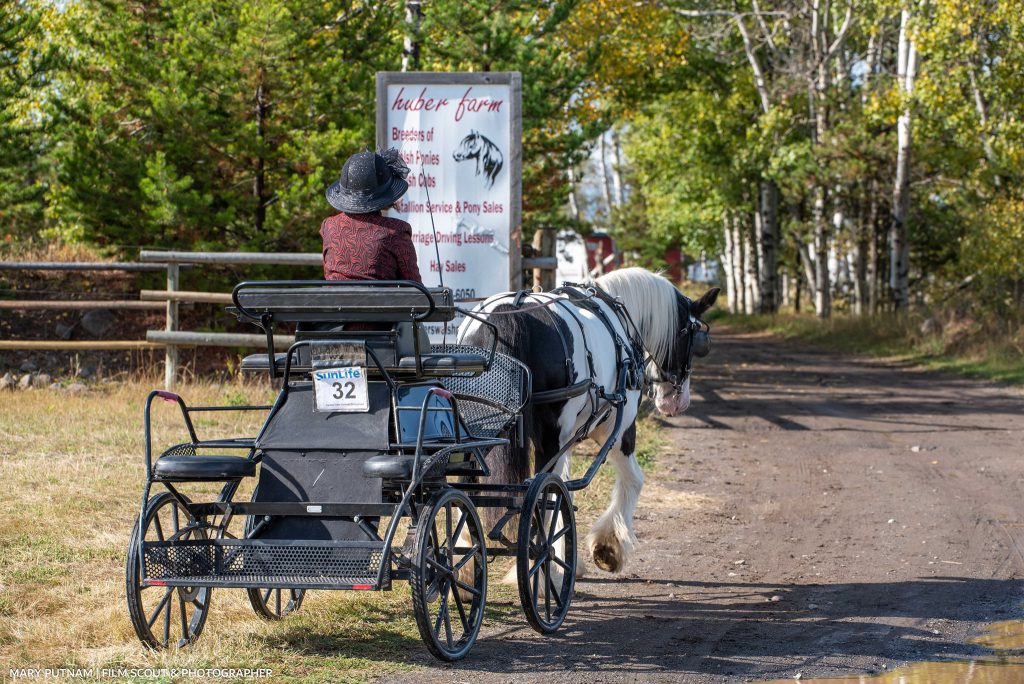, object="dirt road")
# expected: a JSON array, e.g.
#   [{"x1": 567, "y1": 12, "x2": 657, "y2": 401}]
[{"x1": 383, "y1": 330, "x2": 1024, "y2": 683}]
